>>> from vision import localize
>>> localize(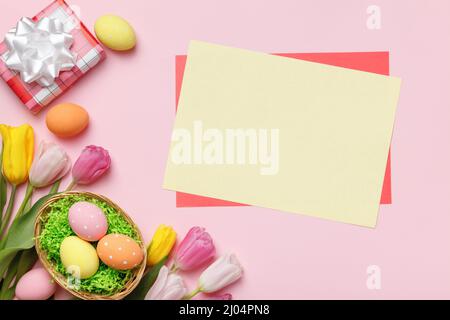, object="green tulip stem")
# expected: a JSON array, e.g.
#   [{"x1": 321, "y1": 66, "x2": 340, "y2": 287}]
[
  {"x1": 49, "y1": 179, "x2": 61, "y2": 194},
  {"x1": 183, "y1": 287, "x2": 202, "y2": 300},
  {"x1": 65, "y1": 180, "x2": 77, "y2": 192},
  {"x1": 0, "y1": 185, "x2": 17, "y2": 238},
  {"x1": 15, "y1": 183, "x2": 34, "y2": 219}
]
